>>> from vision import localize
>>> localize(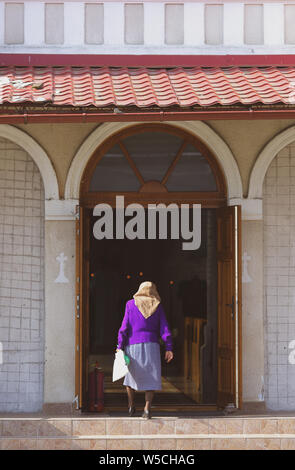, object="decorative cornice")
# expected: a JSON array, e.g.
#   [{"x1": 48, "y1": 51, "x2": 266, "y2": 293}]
[
  {"x1": 229, "y1": 198, "x2": 263, "y2": 220},
  {"x1": 45, "y1": 199, "x2": 79, "y2": 220}
]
